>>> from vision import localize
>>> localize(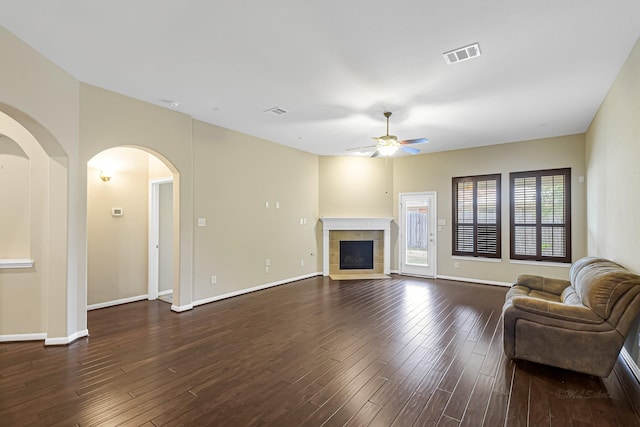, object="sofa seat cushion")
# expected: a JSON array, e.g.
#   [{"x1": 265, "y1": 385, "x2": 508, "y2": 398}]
[
  {"x1": 505, "y1": 282, "x2": 604, "y2": 325},
  {"x1": 507, "y1": 285, "x2": 561, "y2": 303},
  {"x1": 515, "y1": 274, "x2": 570, "y2": 295},
  {"x1": 510, "y1": 296, "x2": 604, "y2": 324}
]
